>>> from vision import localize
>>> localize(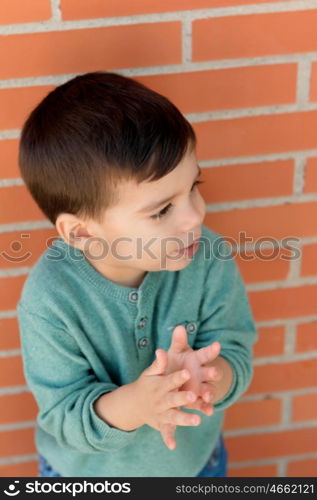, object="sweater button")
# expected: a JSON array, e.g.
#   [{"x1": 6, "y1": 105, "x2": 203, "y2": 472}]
[
  {"x1": 186, "y1": 322, "x2": 196, "y2": 334},
  {"x1": 138, "y1": 337, "x2": 149, "y2": 348},
  {"x1": 138, "y1": 317, "x2": 148, "y2": 329},
  {"x1": 129, "y1": 291, "x2": 139, "y2": 302}
]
